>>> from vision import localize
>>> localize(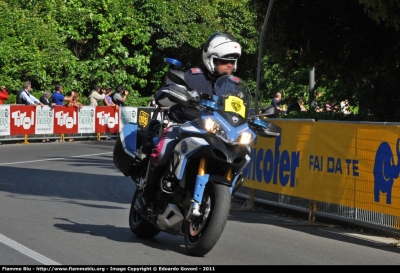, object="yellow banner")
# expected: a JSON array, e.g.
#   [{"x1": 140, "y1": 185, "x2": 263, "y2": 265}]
[{"x1": 244, "y1": 120, "x2": 400, "y2": 217}]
